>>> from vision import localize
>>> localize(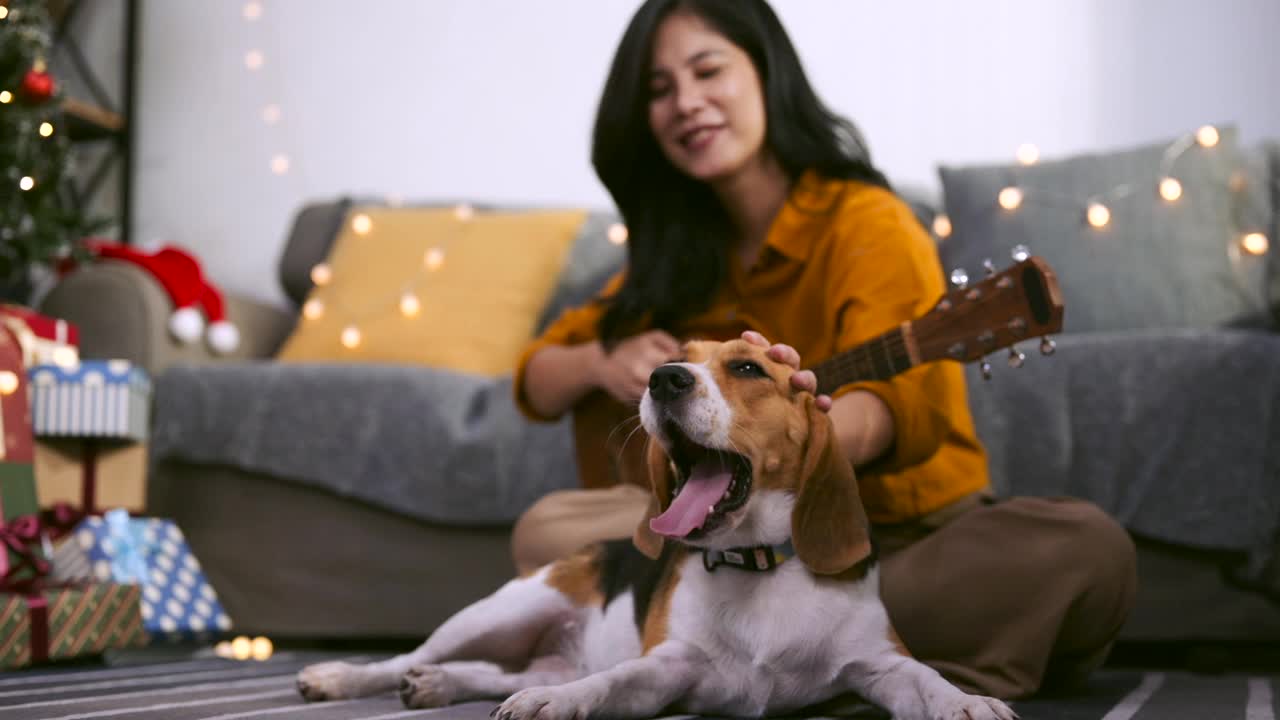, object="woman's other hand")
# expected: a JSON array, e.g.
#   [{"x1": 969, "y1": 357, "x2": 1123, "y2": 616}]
[{"x1": 595, "y1": 330, "x2": 683, "y2": 405}]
